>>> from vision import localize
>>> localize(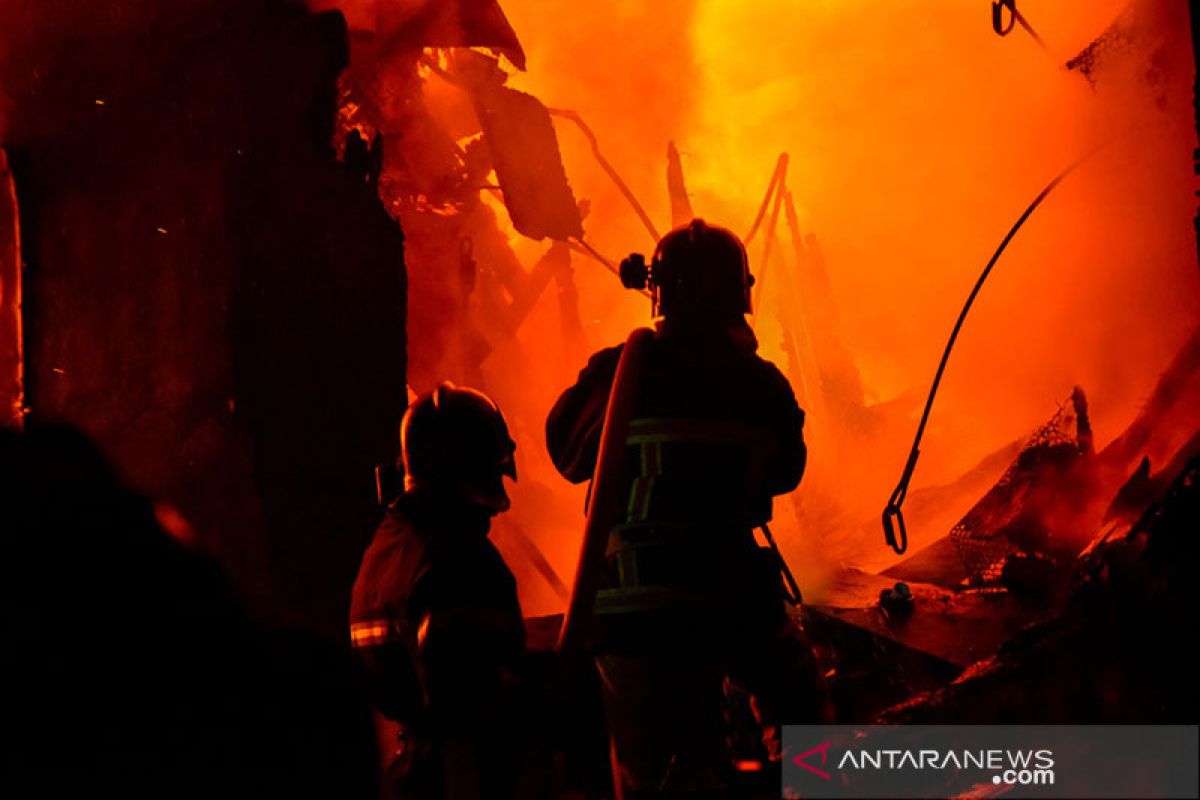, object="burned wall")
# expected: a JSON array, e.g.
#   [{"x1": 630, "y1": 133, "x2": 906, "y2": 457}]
[{"x1": 0, "y1": 0, "x2": 406, "y2": 634}]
